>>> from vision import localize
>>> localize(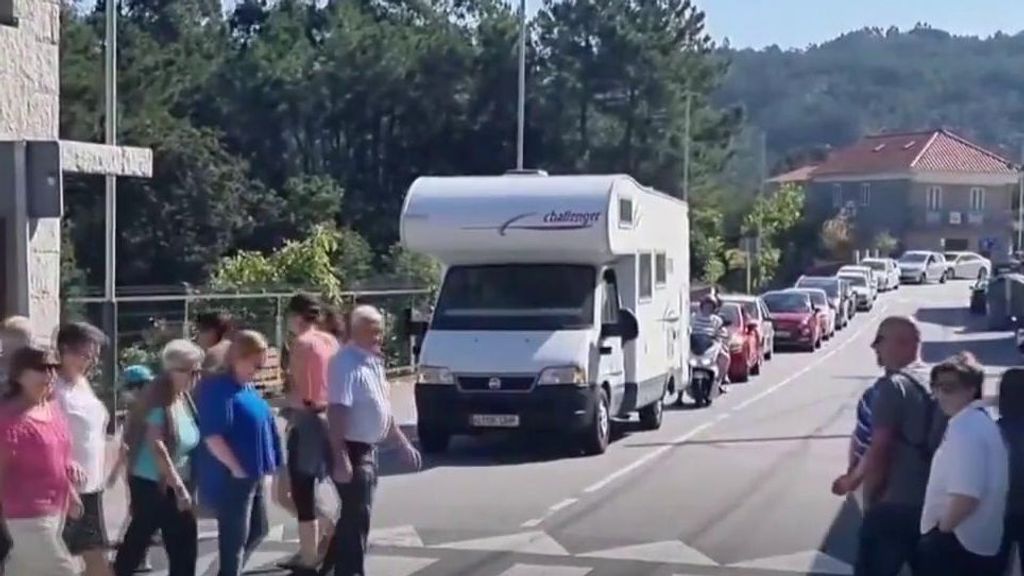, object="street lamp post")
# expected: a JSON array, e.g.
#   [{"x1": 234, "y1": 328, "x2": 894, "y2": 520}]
[
  {"x1": 515, "y1": 0, "x2": 526, "y2": 170},
  {"x1": 682, "y1": 92, "x2": 692, "y2": 202},
  {"x1": 104, "y1": 0, "x2": 120, "y2": 406}
]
